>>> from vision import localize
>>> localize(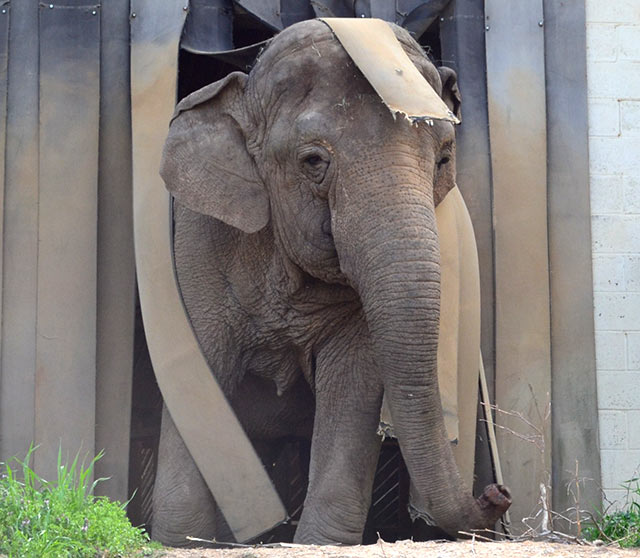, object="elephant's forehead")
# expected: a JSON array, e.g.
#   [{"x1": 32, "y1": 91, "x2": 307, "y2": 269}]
[
  {"x1": 254, "y1": 33, "x2": 353, "y2": 88},
  {"x1": 250, "y1": 20, "x2": 441, "y2": 100}
]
